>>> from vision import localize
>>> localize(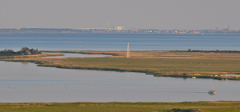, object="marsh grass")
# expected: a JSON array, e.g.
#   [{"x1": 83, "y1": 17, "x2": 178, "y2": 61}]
[
  {"x1": 3, "y1": 51, "x2": 240, "y2": 80},
  {"x1": 0, "y1": 101, "x2": 239, "y2": 112},
  {"x1": 0, "y1": 53, "x2": 63, "y2": 60}
]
